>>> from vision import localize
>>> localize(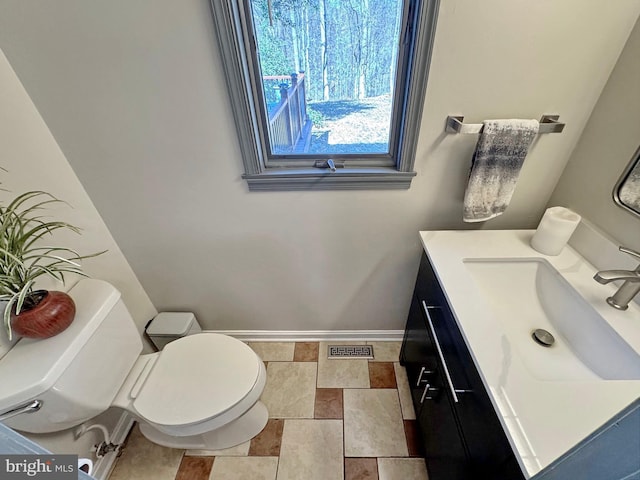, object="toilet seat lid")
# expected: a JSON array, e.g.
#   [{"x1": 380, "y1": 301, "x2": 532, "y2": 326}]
[{"x1": 133, "y1": 333, "x2": 260, "y2": 427}]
